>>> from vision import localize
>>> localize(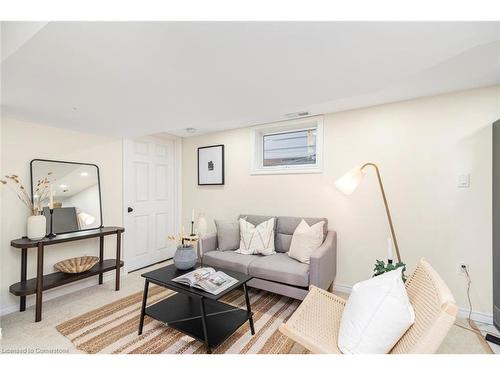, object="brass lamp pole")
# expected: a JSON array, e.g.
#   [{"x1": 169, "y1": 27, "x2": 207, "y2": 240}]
[{"x1": 335, "y1": 162, "x2": 402, "y2": 263}]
